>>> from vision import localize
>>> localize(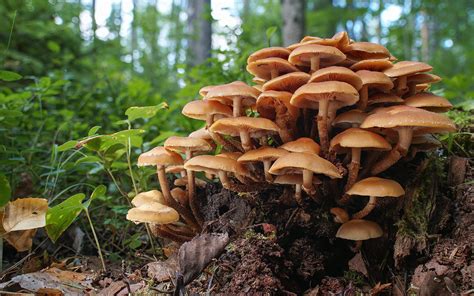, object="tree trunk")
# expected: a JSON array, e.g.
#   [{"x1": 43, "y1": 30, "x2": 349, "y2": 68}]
[
  {"x1": 420, "y1": 9, "x2": 430, "y2": 61},
  {"x1": 131, "y1": 0, "x2": 139, "y2": 71},
  {"x1": 281, "y1": 0, "x2": 305, "y2": 46},
  {"x1": 376, "y1": 0, "x2": 383, "y2": 44},
  {"x1": 91, "y1": 0, "x2": 97, "y2": 45},
  {"x1": 187, "y1": 0, "x2": 212, "y2": 67}
]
